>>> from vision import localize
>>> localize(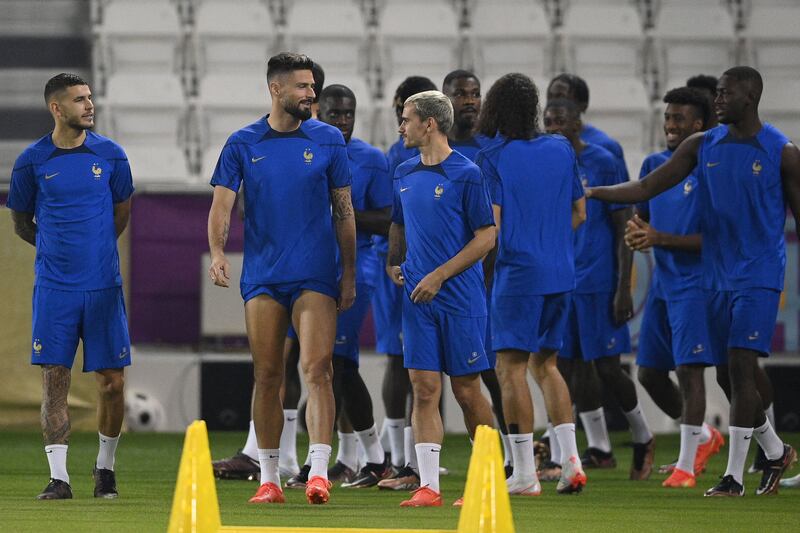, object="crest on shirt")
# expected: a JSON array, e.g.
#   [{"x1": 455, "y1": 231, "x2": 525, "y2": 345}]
[
  {"x1": 92, "y1": 163, "x2": 103, "y2": 180},
  {"x1": 33, "y1": 339, "x2": 42, "y2": 355},
  {"x1": 434, "y1": 184, "x2": 444, "y2": 199},
  {"x1": 683, "y1": 179, "x2": 694, "y2": 196},
  {"x1": 752, "y1": 160, "x2": 762, "y2": 176},
  {"x1": 303, "y1": 148, "x2": 314, "y2": 164}
]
